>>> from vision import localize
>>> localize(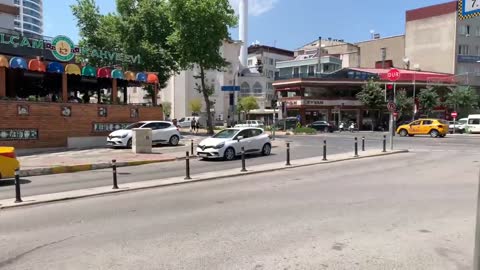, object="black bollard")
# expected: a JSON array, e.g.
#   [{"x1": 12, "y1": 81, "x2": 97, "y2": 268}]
[
  {"x1": 354, "y1": 137, "x2": 359, "y2": 157},
  {"x1": 322, "y1": 140, "x2": 327, "y2": 161},
  {"x1": 241, "y1": 147, "x2": 247, "y2": 172},
  {"x1": 286, "y1": 142, "x2": 291, "y2": 166},
  {"x1": 191, "y1": 140, "x2": 194, "y2": 156},
  {"x1": 383, "y1": 135, "x2": 387, "y2": 152},
  {"x1": 112, "y1": 159, "x2": 119, "y2": 190},
  {"x1": 185, "y1": 151, "x2": 192, "y2": 180},
  {"x1": 362, "y1": 136, "x2": 365, "y2": 151},
  {"x1": 14, "y1": 169, "x2": 22, "y2": 203}
]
